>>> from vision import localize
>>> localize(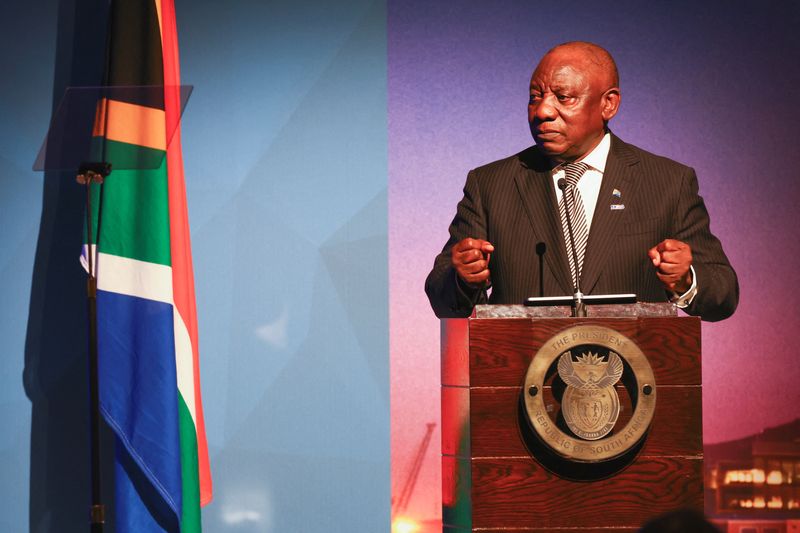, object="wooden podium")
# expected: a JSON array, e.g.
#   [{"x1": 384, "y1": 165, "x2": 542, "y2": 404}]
[{"x1": 441, "y1": 303, "x2": 703, "y2": 532}]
